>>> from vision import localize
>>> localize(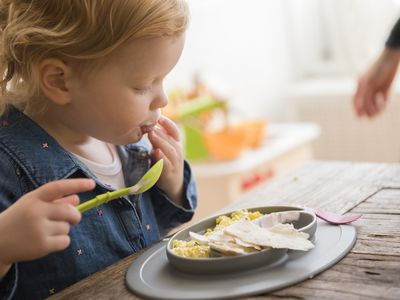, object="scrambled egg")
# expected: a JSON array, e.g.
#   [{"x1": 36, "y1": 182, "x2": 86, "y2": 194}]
[
  {"x1": 172, "y1": 240, "x2": 210, "y2": 258},
  {"x1": 172, "y1": 209, "x2": 263, "y2": 258}
]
